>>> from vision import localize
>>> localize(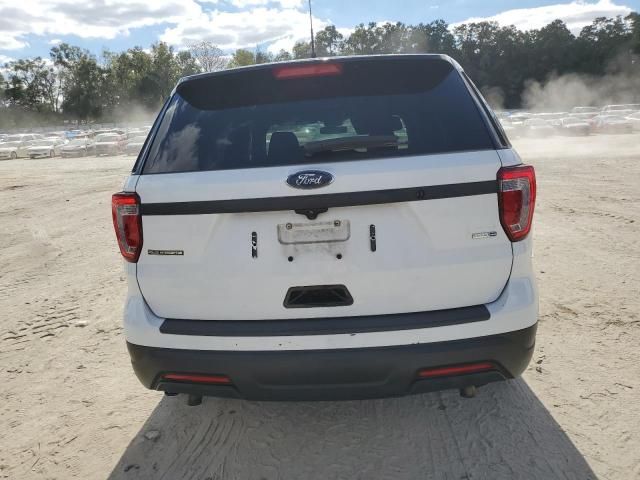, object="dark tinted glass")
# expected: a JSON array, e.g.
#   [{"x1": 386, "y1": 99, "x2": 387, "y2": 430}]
[{"x1": 143, "y1": 58, "x2": 495, "y2": 174}]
